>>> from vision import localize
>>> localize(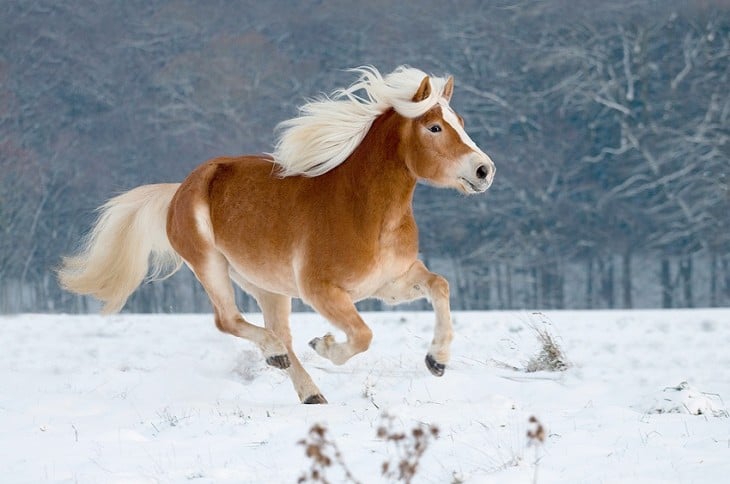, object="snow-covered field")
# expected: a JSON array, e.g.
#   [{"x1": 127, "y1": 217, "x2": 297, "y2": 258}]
[{"x1": 1, "y1": 309, "x2": 729, "y2": 483}]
